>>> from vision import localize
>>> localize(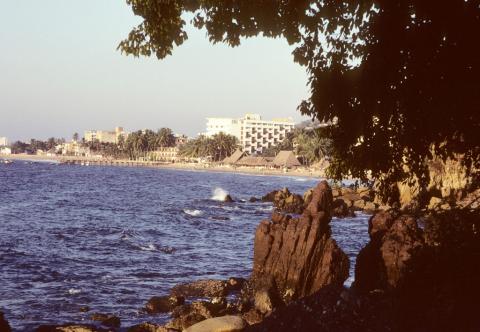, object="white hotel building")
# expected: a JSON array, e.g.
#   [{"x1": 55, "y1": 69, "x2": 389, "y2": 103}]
[{"x1": 206, "y1": 114, "x2": 295, "y2": 154}]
